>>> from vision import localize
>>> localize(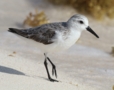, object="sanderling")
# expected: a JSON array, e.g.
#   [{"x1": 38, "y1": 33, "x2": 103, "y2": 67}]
[{"x1": 8, "y1": 14, "x2": 99, "y2": 82}]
